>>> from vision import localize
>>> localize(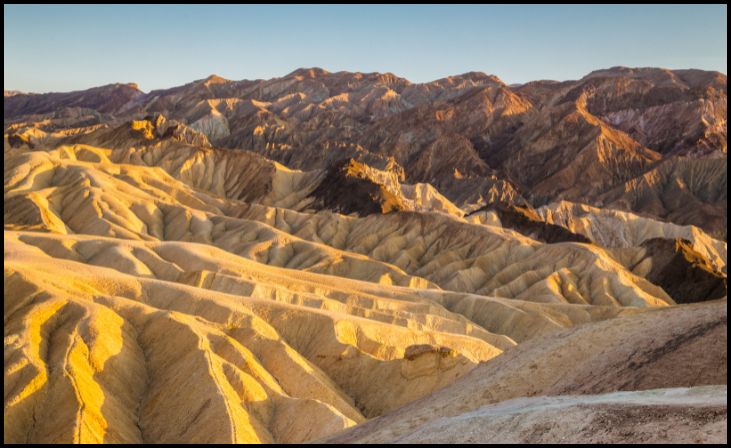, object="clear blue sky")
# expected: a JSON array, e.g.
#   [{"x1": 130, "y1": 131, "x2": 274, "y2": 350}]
[{"x1": 4, "y1": 4, "x2": 727, "y2": 93}]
